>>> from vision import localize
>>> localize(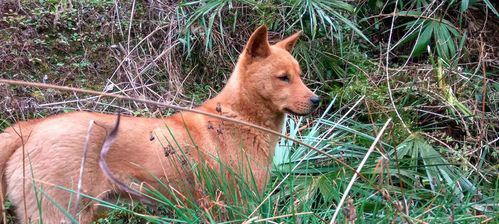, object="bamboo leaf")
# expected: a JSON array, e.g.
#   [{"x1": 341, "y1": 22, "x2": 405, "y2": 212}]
[
  {"x1": 460, "y1": 0, "x2": 469, "y2": 13},
  {"x1": 413, "y1": 23, "x2": 434, "y2": 56},
  {"x1": 483, "y1": 0, "x2": 499, "y2": 17}
]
